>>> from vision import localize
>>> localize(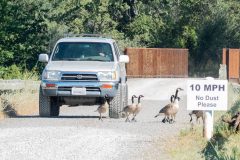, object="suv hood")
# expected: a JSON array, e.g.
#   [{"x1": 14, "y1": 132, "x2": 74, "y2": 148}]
[{"x1": 45, "y1": 61, "x2": 117, "y2": 72}]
